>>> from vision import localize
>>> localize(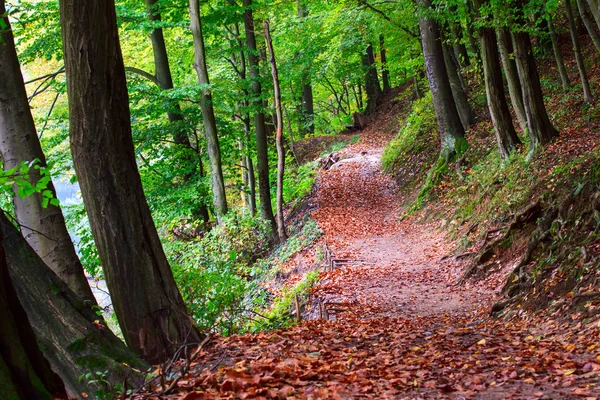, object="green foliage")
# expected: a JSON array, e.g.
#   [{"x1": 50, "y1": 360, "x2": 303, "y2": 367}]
[{"x1": 382, "y1": 93, "x2": 437, "y2": 173}]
